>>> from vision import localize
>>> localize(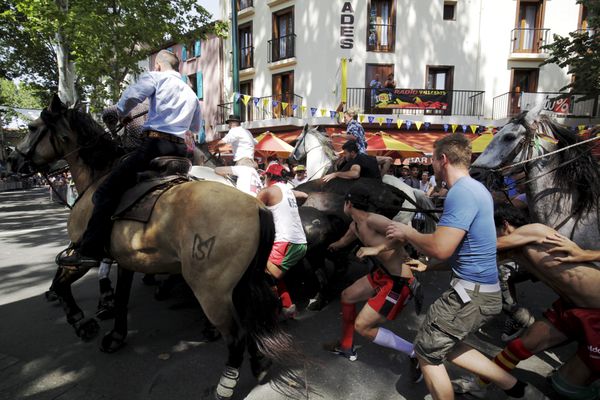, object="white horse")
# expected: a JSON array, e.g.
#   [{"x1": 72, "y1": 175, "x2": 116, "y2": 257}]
[{"x1": 291, "y1": 124, "x2": 437, "y2": 226}]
